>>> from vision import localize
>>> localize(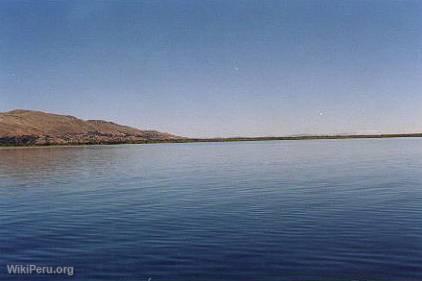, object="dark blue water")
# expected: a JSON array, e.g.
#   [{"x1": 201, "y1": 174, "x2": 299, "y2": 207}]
[{"x1": 1, "y1": 139, "x2": 422, "y2": 281}]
